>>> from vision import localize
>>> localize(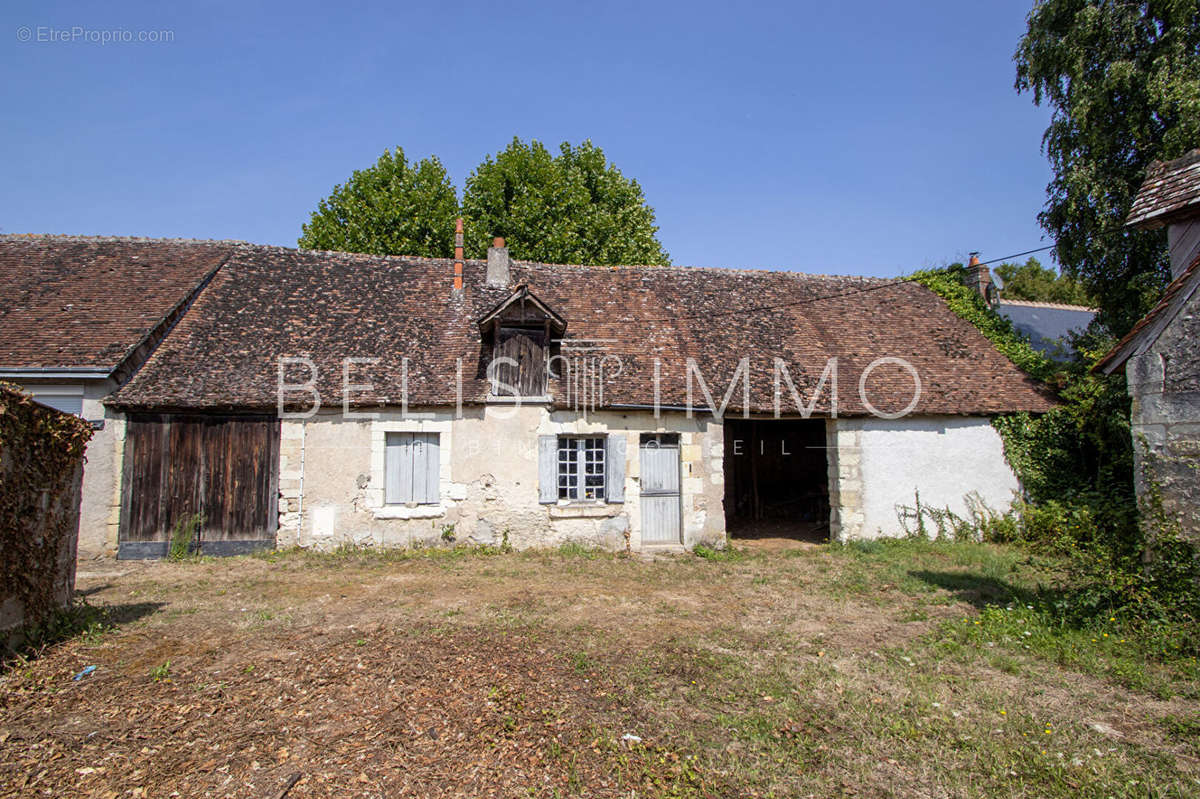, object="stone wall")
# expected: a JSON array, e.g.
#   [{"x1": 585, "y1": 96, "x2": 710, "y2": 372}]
[
  {"x1": 79, "y1": 388, "x2": 124, "y2": 559},
  {"x1": 278, "y1": 406, "x2": 725, "y2": 552},
  {"x1": 1126, "y1": 286, "x2": 1200, "y2": 545},
  {"x1": 825, "y1": 419, "x2": 864, "y2": 540},
  {"x1": 827, "y1": 416, "x2": 1020, "y2": 540}
]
